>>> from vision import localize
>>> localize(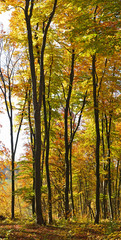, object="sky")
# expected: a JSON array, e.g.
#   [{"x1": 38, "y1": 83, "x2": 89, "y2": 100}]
[
  {"x1": 0, "y1": 10, "x2": 27, "y2": 160},
  {"x1": 0, "y1": 10, "x2": 11, "y2": 31}
]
